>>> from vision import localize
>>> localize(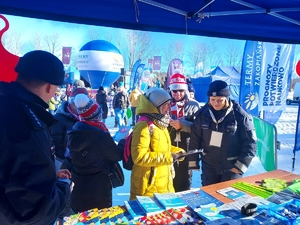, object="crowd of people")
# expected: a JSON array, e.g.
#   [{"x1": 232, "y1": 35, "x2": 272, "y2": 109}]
[{"x1": 0, "y1": 50, "x2": 257, "y2": 225}]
